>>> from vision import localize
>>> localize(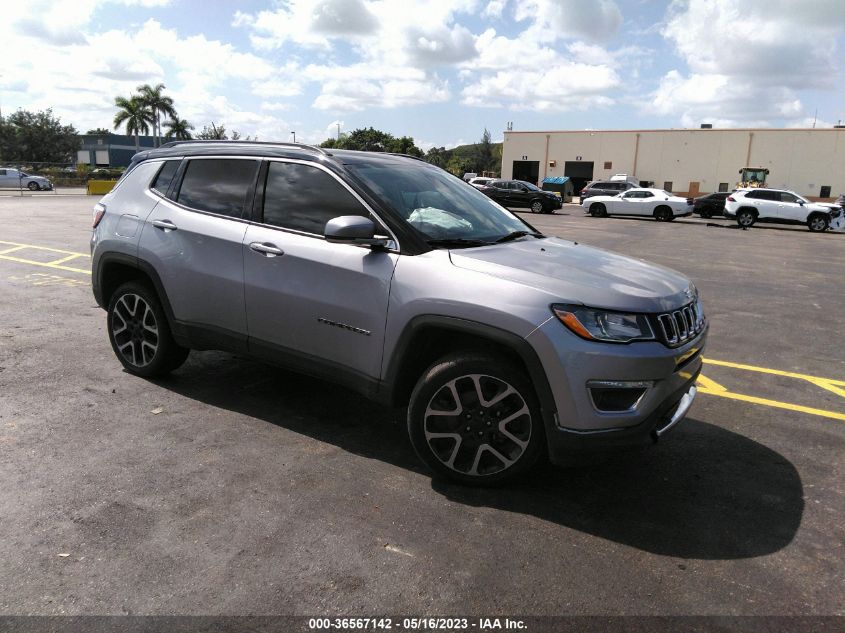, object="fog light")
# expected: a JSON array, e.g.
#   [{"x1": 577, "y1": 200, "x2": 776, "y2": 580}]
[{"x1": 587, "y1": 380, "x2": 653, "y2": 412}]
